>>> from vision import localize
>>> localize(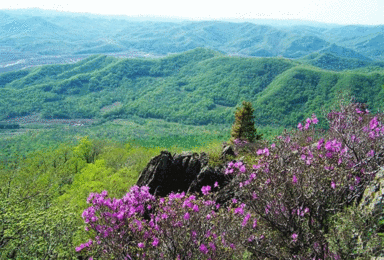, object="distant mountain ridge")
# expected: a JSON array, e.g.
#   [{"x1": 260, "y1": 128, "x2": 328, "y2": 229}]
[{"x1": 0, "y1": 8, "x2": 384, "y2": 73}]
